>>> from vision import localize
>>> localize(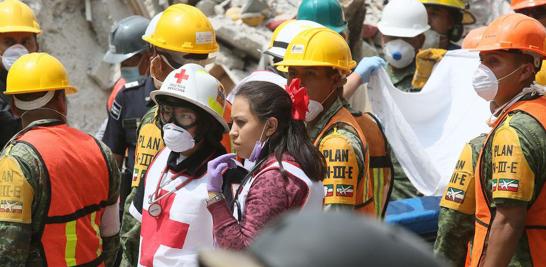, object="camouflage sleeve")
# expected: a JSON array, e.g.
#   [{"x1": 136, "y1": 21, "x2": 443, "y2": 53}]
[
  {"x1": 96, "y1": 139, "x2": 121, "y2": 205},
  {"x1": 319, "y1": 127, "x2": 367, "y2": 211},
  {"x1": 433, "y1": 207, "x2": 474, "y2": 267},
  {"x1": 103, "y1": 234, "x2": 120, "y2": 267},
  {"x1": 0, "y1": 143, "x2": 43, "y2": 266},
  {"x1": 119, "y1": 187, "x2": 141, "y2": 267}
]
